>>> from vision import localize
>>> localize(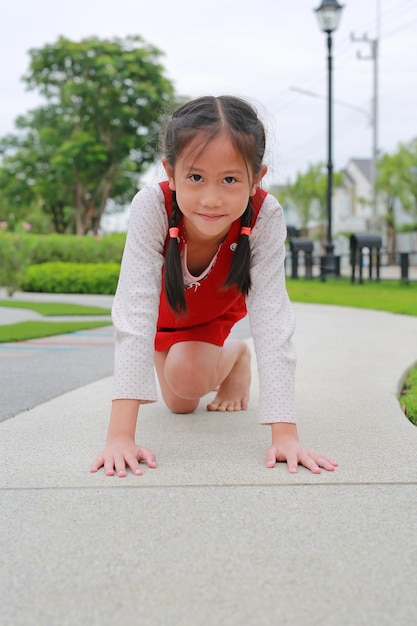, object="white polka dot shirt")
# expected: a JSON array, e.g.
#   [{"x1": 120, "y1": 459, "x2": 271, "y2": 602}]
[{"x1": 112, "y1": 184, "x2": 297, "y2": 424}]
